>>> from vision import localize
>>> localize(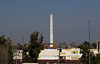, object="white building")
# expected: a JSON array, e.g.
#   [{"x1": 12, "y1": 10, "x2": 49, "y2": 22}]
[
  {"x1": 12, "y1": 48, "x2": 98, "y2": 62},
  {"x1": 13, "y1": 50, "x2": 22, "y2": 62},
  {"x1": 38, "y1": 48, "x2": 82, "y2": 60},
  {"x1": 38, "y1": 48, "x2": 98, "y2": 61}
]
